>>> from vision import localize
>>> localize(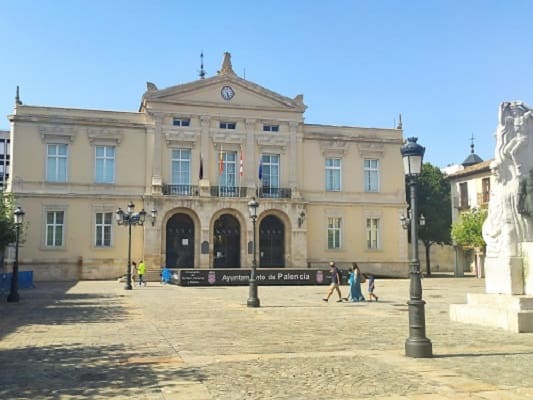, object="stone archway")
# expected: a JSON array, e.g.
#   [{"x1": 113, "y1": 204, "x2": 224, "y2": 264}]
[
  {"x1": 213, "y1": 214, "x2": 241, "y2": 268},
  {"x1": 166, "y1": 213, "x2": 194, "y2": 268},
  {"x1": 259, "y1": 214, "x2": 285, "y2": 267}
]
